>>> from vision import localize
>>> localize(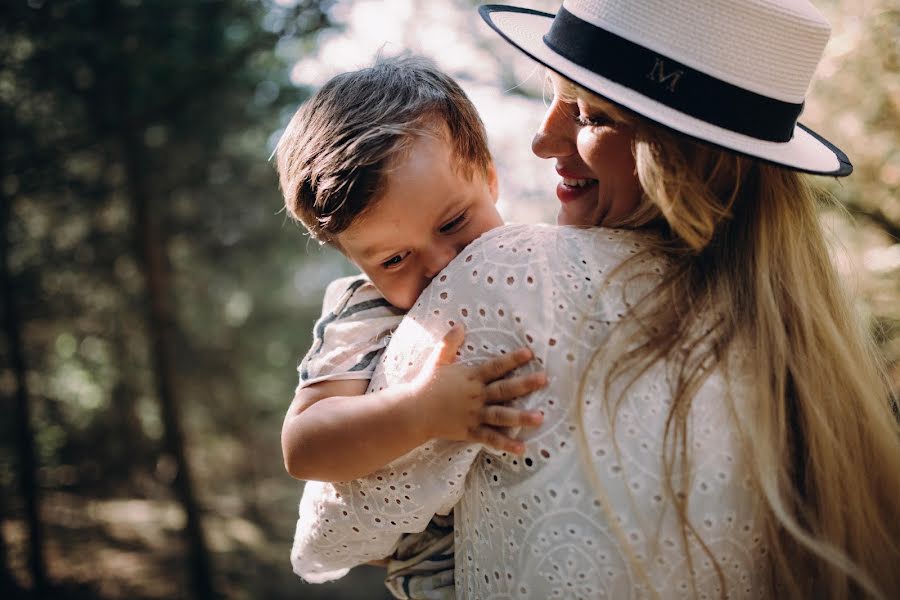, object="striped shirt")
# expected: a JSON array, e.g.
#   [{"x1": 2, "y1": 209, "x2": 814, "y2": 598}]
[{"x1": 297, "y1": 276, "x2": 405, "y2": 390}]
